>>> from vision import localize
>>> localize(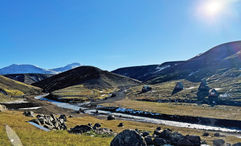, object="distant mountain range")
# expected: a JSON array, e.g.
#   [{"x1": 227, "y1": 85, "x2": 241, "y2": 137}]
[{"x1": 0, "y1": 63, "x2": 81, "y2": 75}]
